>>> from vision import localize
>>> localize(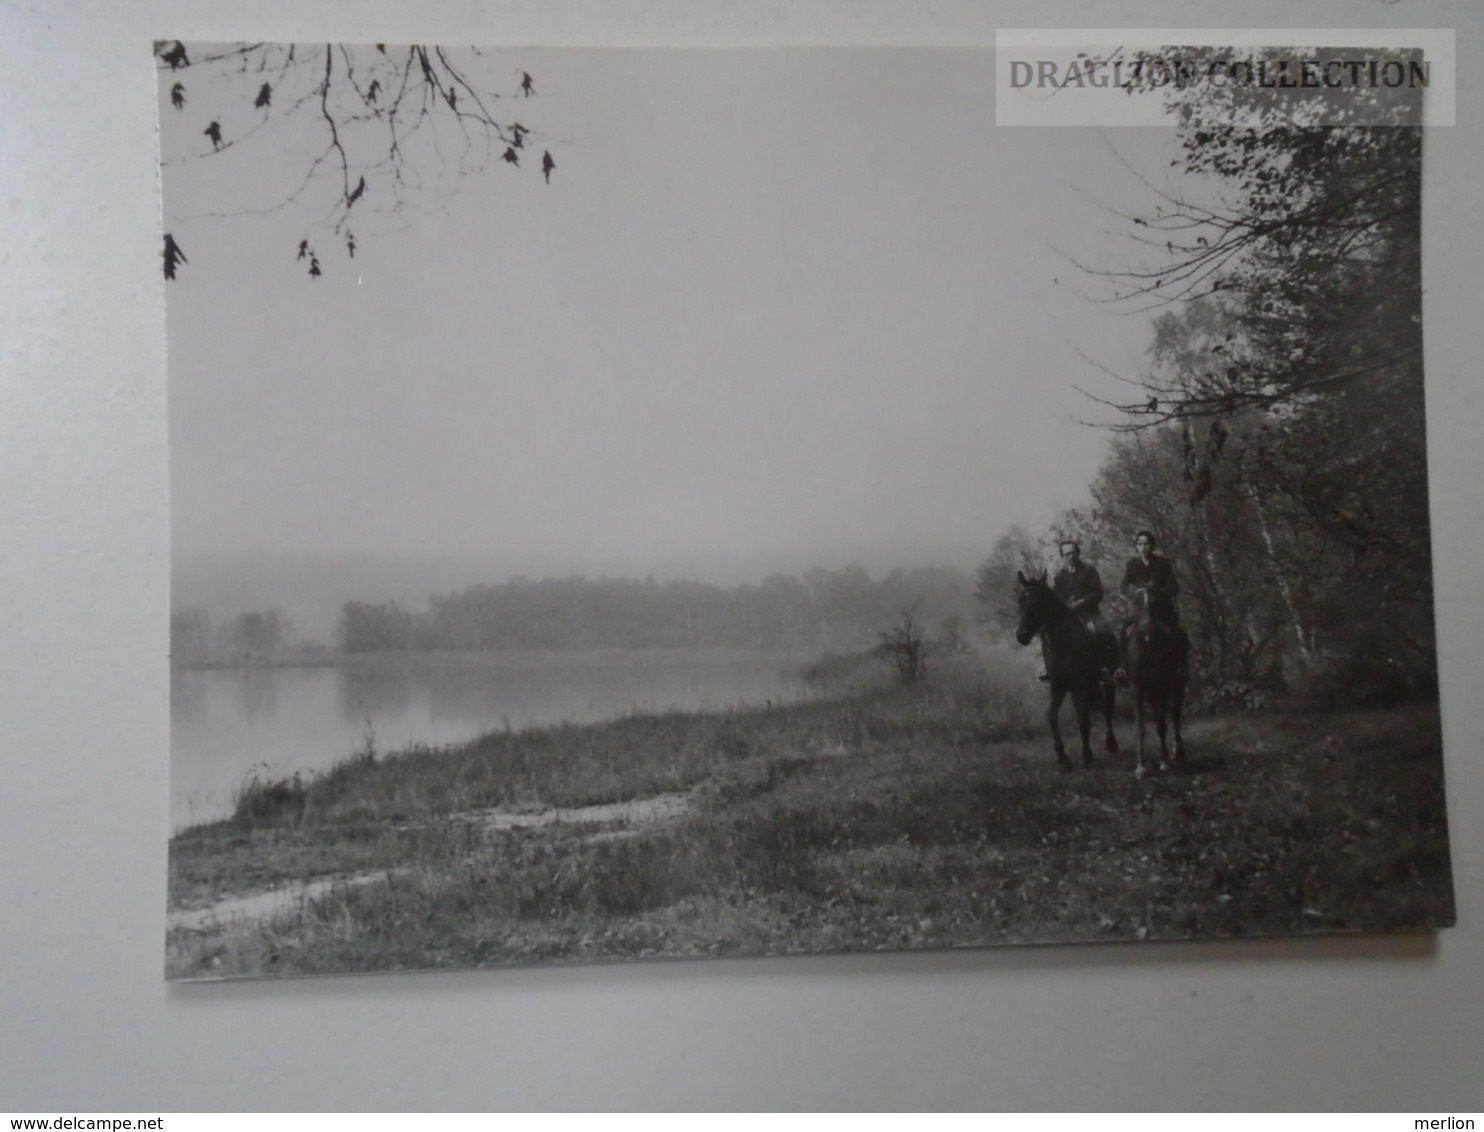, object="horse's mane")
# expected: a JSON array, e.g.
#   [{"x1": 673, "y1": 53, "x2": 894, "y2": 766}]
[
  {"x1": 1127, "y1": 585, "x2": 1175, "y2": 638},
  {"x1": 1023, "y1": 573, "x2": 1083, "y2": 633}
]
